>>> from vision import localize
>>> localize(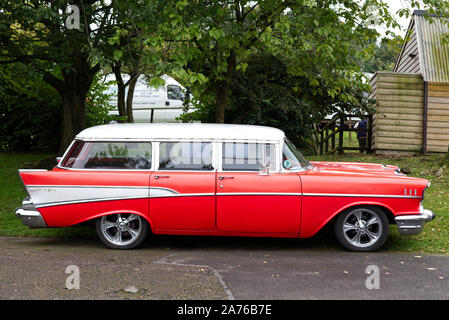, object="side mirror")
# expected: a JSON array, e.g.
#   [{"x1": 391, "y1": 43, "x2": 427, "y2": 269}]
[{"x1": 56, "y1": 157, "x2": 62, "y2": 164}]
